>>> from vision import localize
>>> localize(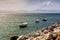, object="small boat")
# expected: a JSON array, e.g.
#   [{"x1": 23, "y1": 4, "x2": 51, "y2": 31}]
[
  {"x1": 35, "y1": 19, "x2": 39, "y2": 23},
  {"x1": 42, "y1": 18, "x2": 47, "y2": 21},
  {"x1": 19, "y1": 22, "x2": 28, "y2": 28}
]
